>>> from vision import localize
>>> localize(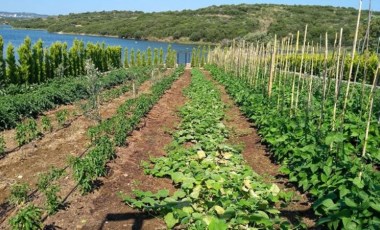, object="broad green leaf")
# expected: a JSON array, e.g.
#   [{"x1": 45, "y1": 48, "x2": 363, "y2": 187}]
[
  {"x1": 208, "y1": 217, "x2": 228, "y2": 230},
  {"x1": 164, "y1": 212, "x2": 178, "y2": 229},
  {"x1": 171, "y1": 172, "x2": 185, "y2": 184},
  {"x1": 214, "y1": 205, "x2": 225, "y2": 215},
  {"x1": 344, "y1": 197, "x2": 357, "y2": 208},
  {"x1": 173, "y1": 190, "x2": 186, "y2": 199},
  {"x1": 269, "y1": 184, "x2": 280, "y2": 196},
  {"x1": 156, "y1": 189, "x2": 169, "y2": 198}
]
